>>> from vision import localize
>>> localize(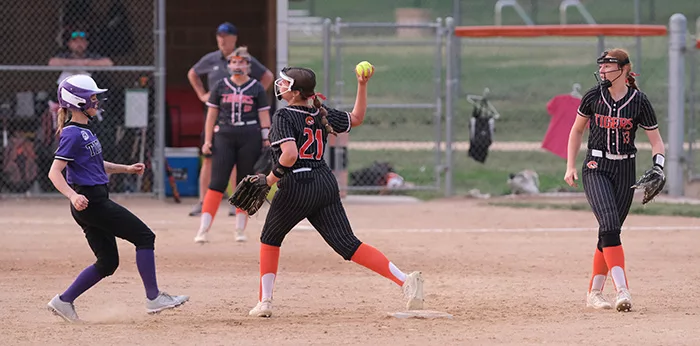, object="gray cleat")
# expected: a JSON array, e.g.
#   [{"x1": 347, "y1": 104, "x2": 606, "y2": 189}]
[
  {"x1": 188, "y1": 201, "x2": 203, "y2": 216},
  {"x1": 48, "y1": 294, "x2": 80, "y2": 323},
  {"x1": 146, "y1": 291, "x2": 189, "y2": 314}
]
